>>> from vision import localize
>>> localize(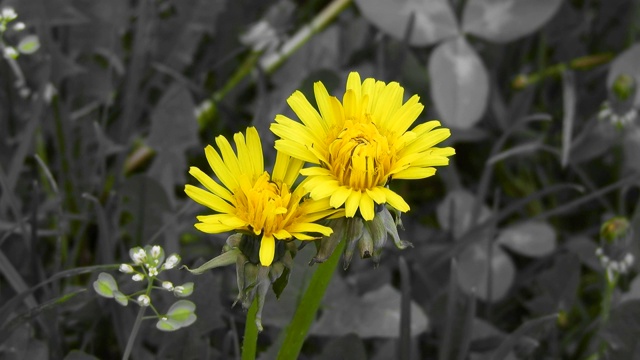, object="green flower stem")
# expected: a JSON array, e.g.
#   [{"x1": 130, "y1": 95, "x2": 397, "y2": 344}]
[
  {"x1": 276, "y1": 239, "x2": 346, "y2": 360},
  {"x1": 122, "y1": 273, "x2": 154, "y2": 360},
  {"x1": 122, "y1": 305, "x2": 146, "y2": 360},
  {"x1": 123, "y1": 0, "x2": 353, "y2": 174},
  {"x1": 242, "y1": 298, "x2": 259, "y2": 360},
  {"x1": 511, "y1": 53, "x2": 613, "y2": 90},
  {"x1": 597, "y1": 271, "x2": 619, "y2": 357}
]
